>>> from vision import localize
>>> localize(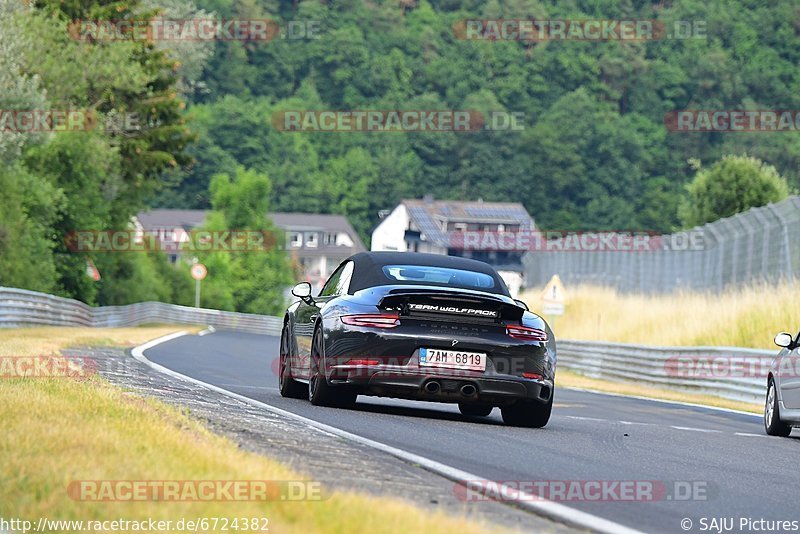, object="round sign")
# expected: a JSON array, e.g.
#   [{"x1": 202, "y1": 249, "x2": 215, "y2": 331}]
[{"x1": 191, "y1": 263, "x2": 207, "y2": 281}]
